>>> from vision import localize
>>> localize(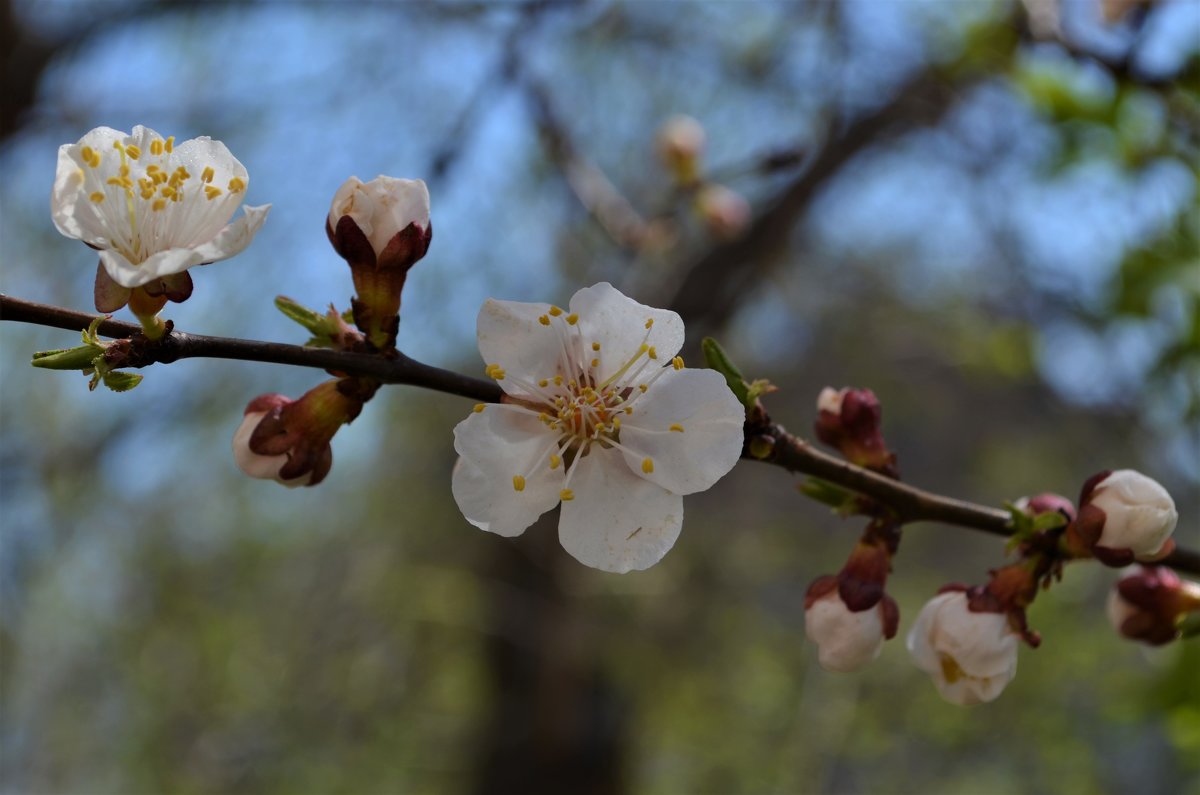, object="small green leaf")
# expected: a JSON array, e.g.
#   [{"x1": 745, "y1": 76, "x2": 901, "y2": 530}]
[
  {"x1": 31, "y1": 345, "x2": 103, "y2": 371},
  {"x1": 101, "y1": 371, "x2": 143, "y2": 392},
  {"x1": 799, "y1": 477, "x2": 859, "y2": 514},
  {"x1": 1031, "y1": 512, "x2": 1069, "y2": 532},
  {"x1": 275, "y1": 295, "x2": 329, "y2": 335},
  {"x1": 701, "y1": 336, "x2": 751, "y2": 408}
]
